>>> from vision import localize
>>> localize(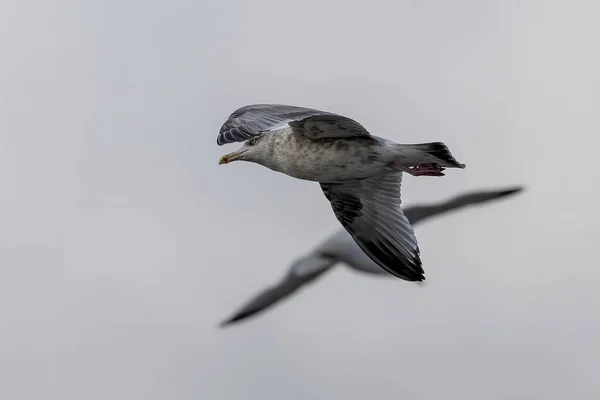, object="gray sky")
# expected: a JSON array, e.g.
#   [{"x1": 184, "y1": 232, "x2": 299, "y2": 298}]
[{"x1": 1, "y1": 0, "x2": 599, "y2": 399}]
